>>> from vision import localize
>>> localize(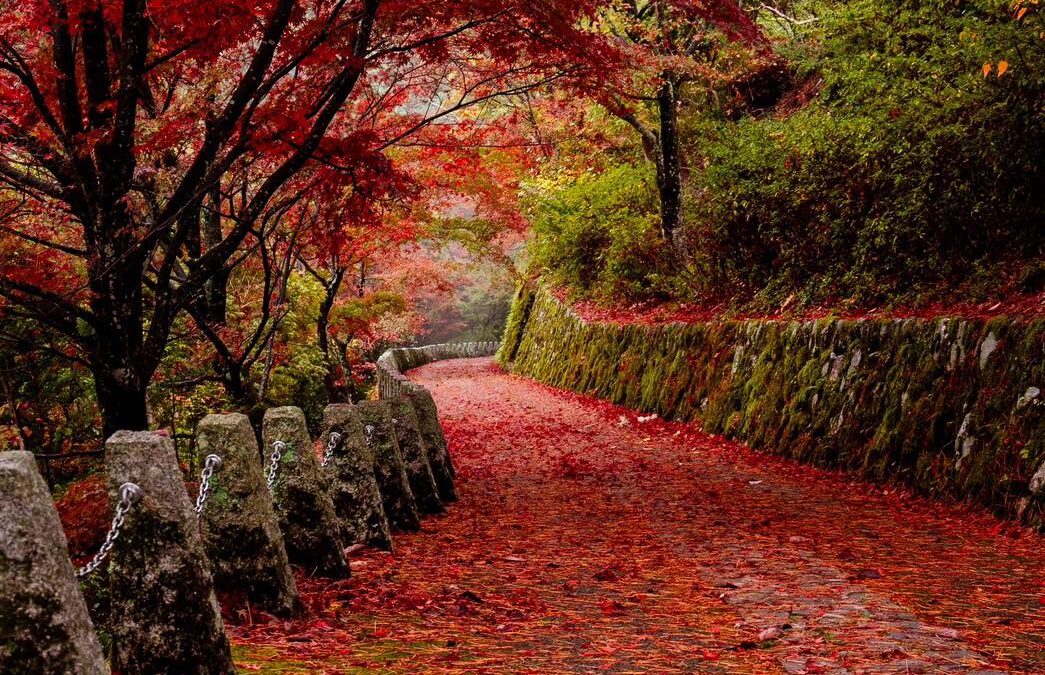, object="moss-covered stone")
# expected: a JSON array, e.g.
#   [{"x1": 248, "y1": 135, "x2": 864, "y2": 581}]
[
  {"x1": 503, "y1": 285, "x2": 1045, "y2": 528},
  {"x1": 498, "y1": 283, "x2": 537, "y2": 364},
  {"x1": 0, "y1": 451, "x2": 107, "y2": 675},
  {"x1": 354, "y1": 400, "x2": 421, "y2": 532},
  {"x1": 407, "y1": 388, "x2": 457, "y2": 501},
  {"x1": 104, "y1": 431, "x2": 236, "y2": 675},
  {"x1": 196, "y1": 413, "x2": 300, "y2": 616},
  {"x1": 262, "y1": 407, "x2": 348, "y2": 578},
  {"x1": 388, "y1": 396, "x2": 443, "y2": 516},
  {"x1": 322, "y1": 404, "x2": 393, "y2": 550}
]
